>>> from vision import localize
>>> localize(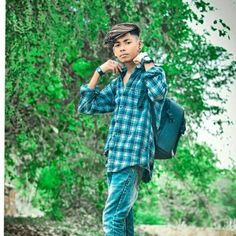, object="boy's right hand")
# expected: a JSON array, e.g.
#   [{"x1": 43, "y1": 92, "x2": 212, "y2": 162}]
[{"x1": 100, "y1": 60, "x2": 123, "y2": 74}]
